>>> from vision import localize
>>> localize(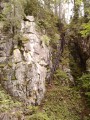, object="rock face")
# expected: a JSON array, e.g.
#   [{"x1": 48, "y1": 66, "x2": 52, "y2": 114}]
[{"x1": 0, "y1": 16, "x2": 50, "y2": 105}]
